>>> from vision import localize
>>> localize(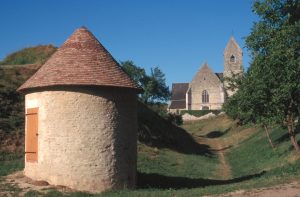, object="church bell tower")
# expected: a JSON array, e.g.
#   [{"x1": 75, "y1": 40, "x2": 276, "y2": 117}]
[{"x1": 223, "y1": 36, "x2": 243, "y2": 96}]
